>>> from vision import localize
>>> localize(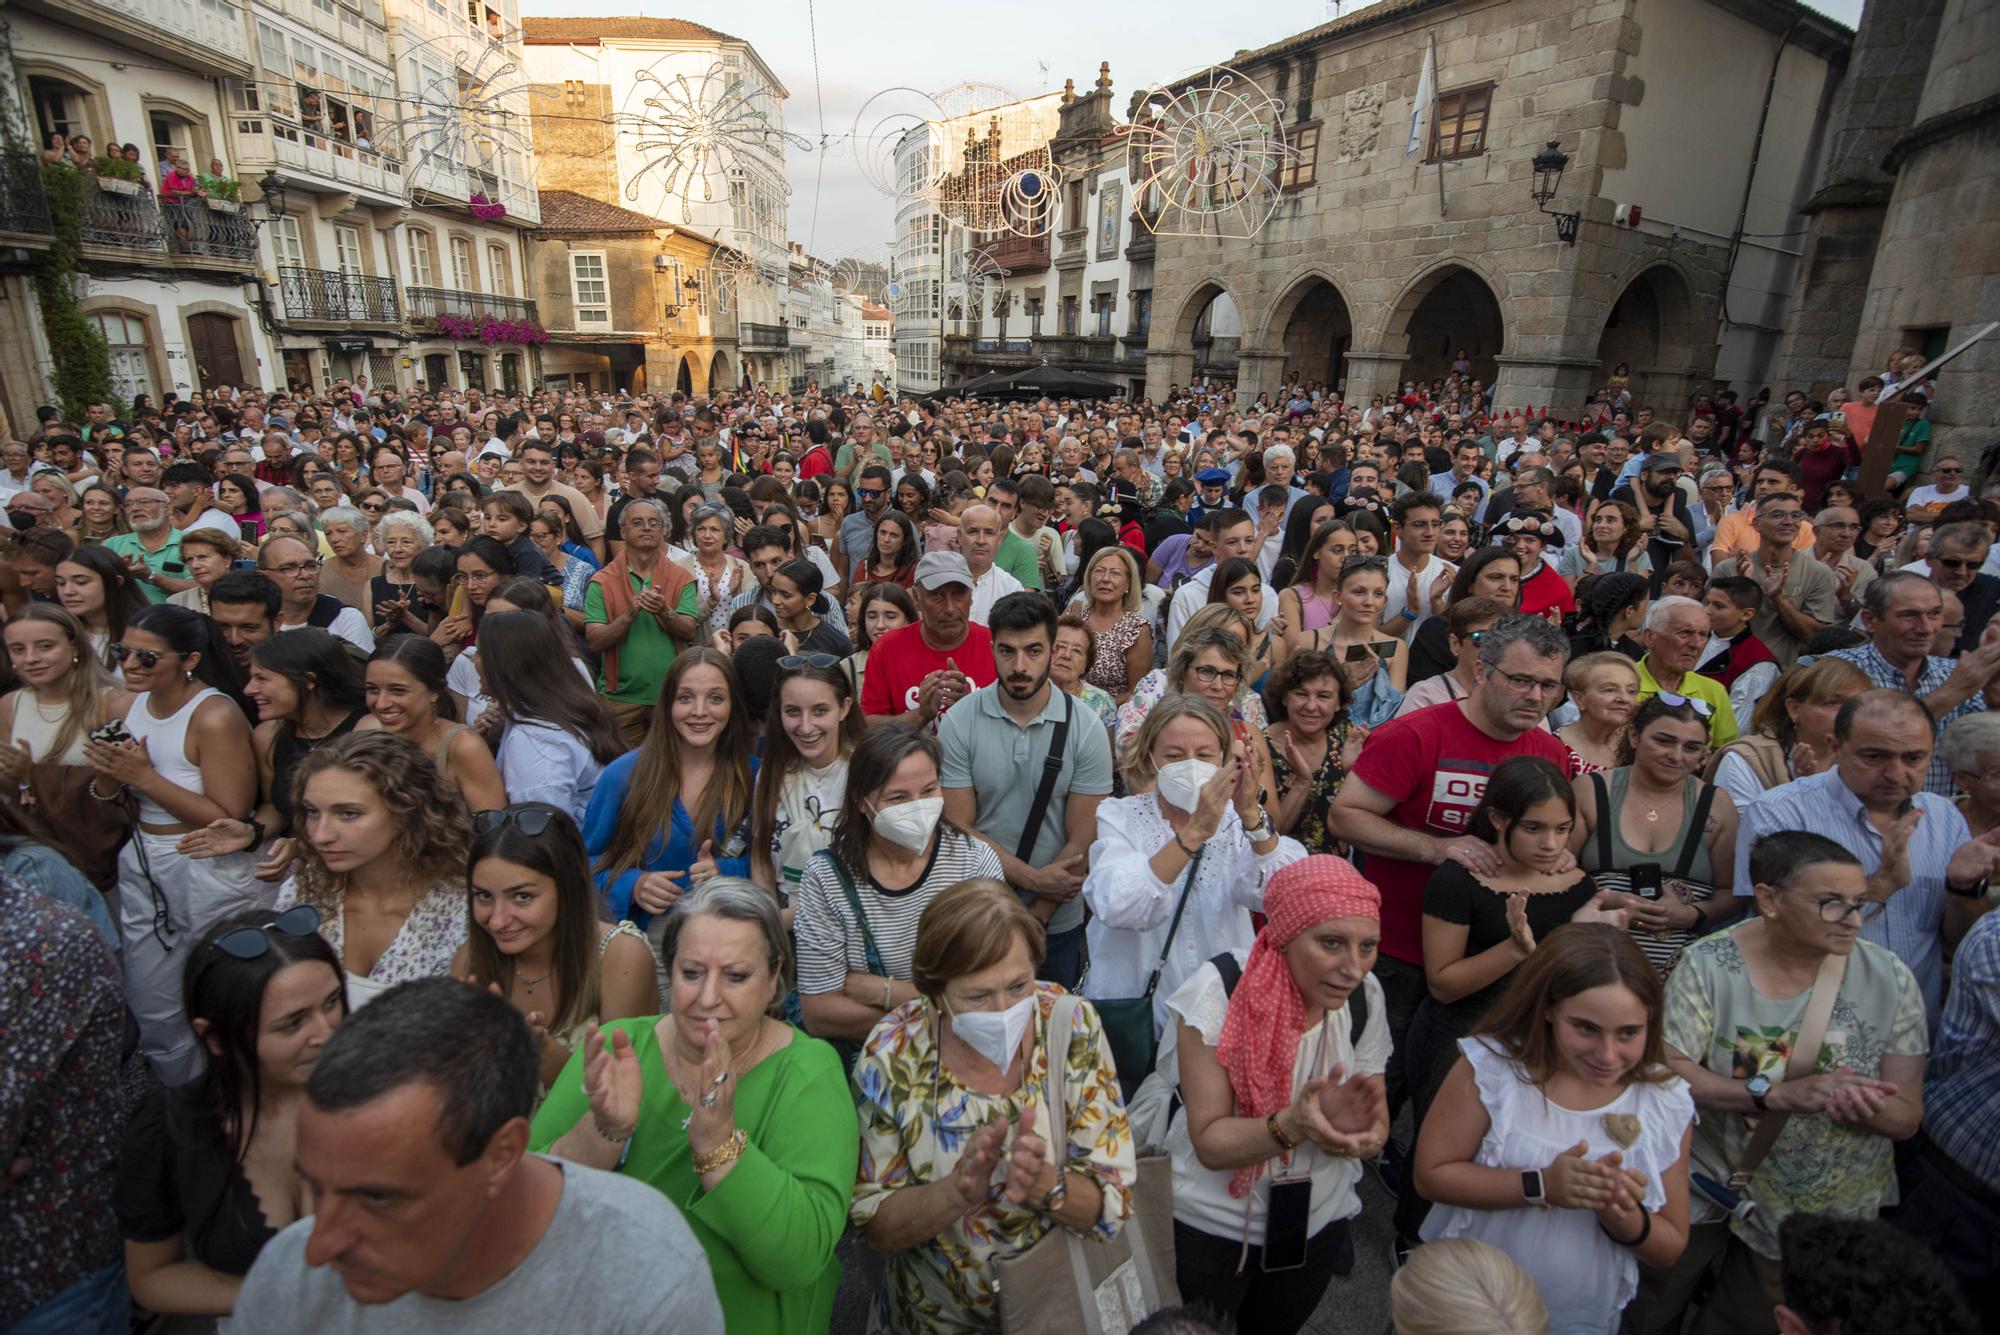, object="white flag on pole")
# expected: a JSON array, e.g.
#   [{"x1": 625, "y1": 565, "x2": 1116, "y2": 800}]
[{"x1": 1406, "y1": 36, "x2": 1436, "y2": 157}]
